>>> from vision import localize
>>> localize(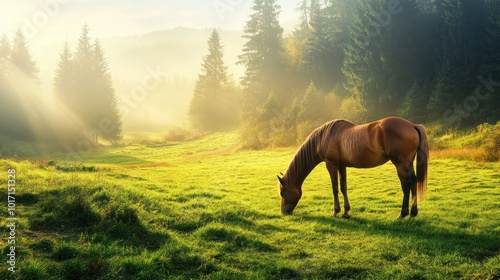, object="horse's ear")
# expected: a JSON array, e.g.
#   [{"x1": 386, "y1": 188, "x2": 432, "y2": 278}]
[{"x1": 277, "y1": 175, "x2": 285, "y2": 186}]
